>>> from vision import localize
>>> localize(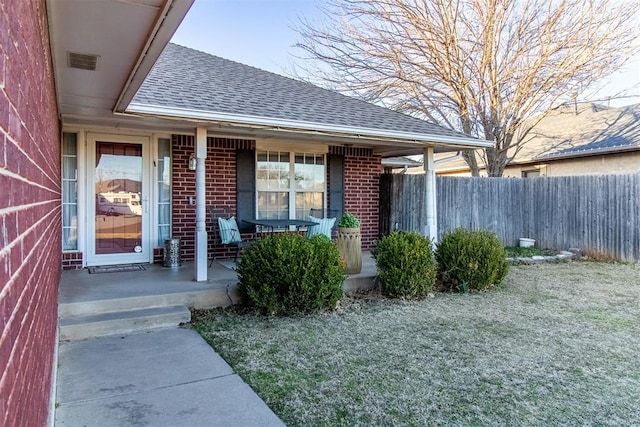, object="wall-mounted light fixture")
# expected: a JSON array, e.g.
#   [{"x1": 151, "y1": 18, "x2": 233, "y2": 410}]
[{"x1": 188, "y1": 153, "x2": 197, "y2": 171}]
